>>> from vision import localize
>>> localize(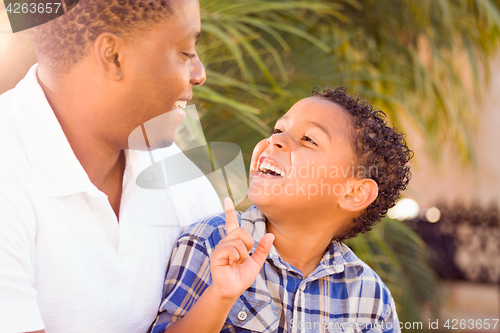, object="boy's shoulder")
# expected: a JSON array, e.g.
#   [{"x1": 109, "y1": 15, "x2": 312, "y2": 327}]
[
  {"x1": 177, "y1": 206, "x2": 263, "y2": 250},
  {"x1": 333, "y1": 243, "x2": 398, "y2": 327},
  {"x1": 337, "y1": 242, "x2": 388, "y2": 283},
  {"x1": 337, "y1": 242, "x2": 395, "y2": 307}
]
